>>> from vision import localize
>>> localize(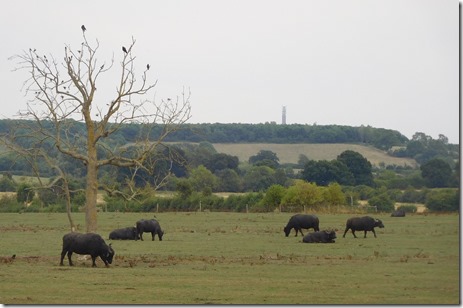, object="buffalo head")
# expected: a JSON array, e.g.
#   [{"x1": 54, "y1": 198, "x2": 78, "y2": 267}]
[
  {"x1": 375, "y1": 219, "x2": 385, "y2": 228},
  {"x1": 104, "y1": 244, "x2": 115, "y2": 264}
]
